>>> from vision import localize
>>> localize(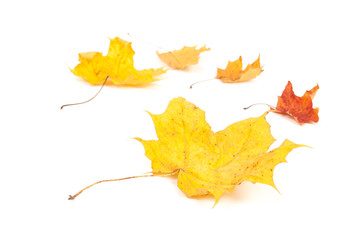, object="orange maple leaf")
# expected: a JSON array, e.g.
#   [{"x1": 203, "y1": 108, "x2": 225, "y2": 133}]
[
  {"x1": 216, "y1": 55, "x2": 263, "y2": 83},
  {"x1": 157, "y1": 45, "x2": 210, "y2": 69},
  {"x1": 274, "y1": 81, "x2": 319, "y2": 124}
]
